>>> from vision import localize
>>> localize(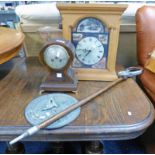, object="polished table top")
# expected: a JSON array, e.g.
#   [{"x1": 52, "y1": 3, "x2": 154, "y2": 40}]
[
  {"x1": 0, "y1": 27, "x2": 24, "y2": 64},
  {"x1": 0, "y1": 57, "x2": 154, "y2": 142}
]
